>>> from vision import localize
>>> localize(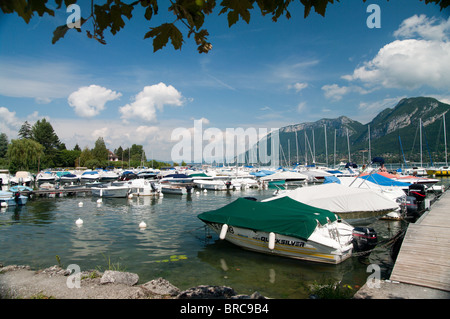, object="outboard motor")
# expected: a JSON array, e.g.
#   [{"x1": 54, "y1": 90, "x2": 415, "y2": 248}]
[
  {"x1": 225, "y1": 181, "x2": 233, "y2": 190},
  {"x1": 404, "y1": 195, "x2": 418, "y2": 217},
  {"x1": 14, "y1": 192, "x2": 21, "y2": 203},
  {"x1": 352, "y1": 227, "x2": 378, "y2": 256},
  {"x1": 408, "y1": 184, "x2": 426, "y2": 204}
]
